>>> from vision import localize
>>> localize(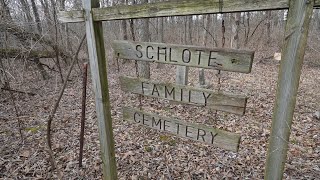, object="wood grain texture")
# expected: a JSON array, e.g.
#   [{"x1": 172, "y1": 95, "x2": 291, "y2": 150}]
[
  {"x1": 58, "y1": 0, "x2": 320, "y2": 22},
  {"x1": 120, "y1": 76, "x2": 247, "y2": 115},
  {"x1": 58, "y1": 10, "x2": 84, "y2": 23},
  {"x1": 264, "y1": 0, "x2": 314, "y2": 179},
  {"x1": 83, "y1": 1, "x2": 117, "y2": 179},
  {"x1": 123, "y1": 107, "x2": 241, "y2": 152},
  {"x1": 113, "y1": 40, "x2": 254, "y2": 73}
]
